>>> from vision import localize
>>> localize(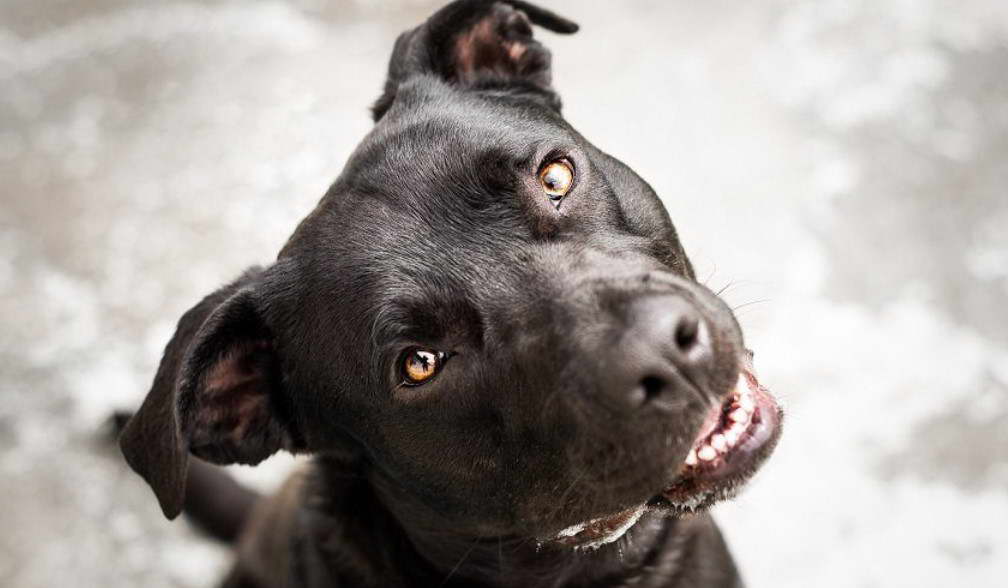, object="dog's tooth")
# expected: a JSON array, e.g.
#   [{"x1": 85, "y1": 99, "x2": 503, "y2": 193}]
[
  {"x1": 724, "y1": 428, "x2": 740, "y2": 445},
  {"x1": 733, "y1": 373, "x2": 747, "y2": 395},
  {"x1": 710, "y1": 434, "x2": 727, "y2": 452},
  {"x1": 738, "y1": 391, "x2": 755, "y2": 412},
  {"x1": 685, "y1": 449, "x2": 698, "y2": 466},
  {"x1": 697, "y1": 445, "x2": 717, "y2": 461},
  {"x1": 729, "y1": 407, "x2": 749, "y2": 423}
]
